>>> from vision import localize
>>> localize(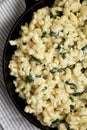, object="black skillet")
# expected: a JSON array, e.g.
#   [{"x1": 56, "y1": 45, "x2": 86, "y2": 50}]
[{"x1": 2, "y1": 0, "x2": 58, "y2": 130}]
